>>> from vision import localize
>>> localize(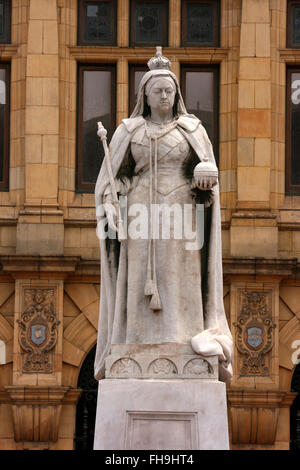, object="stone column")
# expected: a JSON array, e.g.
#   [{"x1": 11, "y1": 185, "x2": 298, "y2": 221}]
[
  {"x1": 16, "y1": 0, "x2": 64, "y2": 256},
  {"x1": 230, "y1": 0, "x2": 278, "y2": 258}
]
